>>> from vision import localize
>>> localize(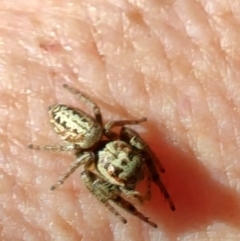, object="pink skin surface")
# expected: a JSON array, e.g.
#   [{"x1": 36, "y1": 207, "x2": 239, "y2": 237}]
[{"x1": 1, "y1": 0, "x2": 240, "y2": 240}]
